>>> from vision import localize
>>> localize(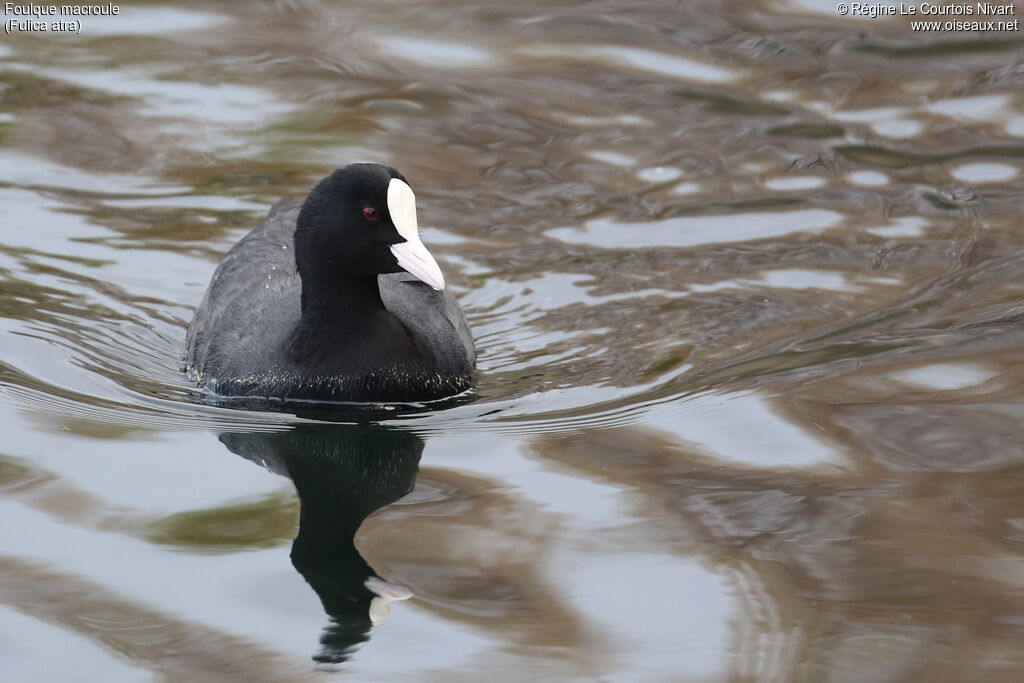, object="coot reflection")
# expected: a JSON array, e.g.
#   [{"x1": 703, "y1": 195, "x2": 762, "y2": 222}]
[{"x1": 220, "y1": 424, "x2": 422, "y2": 665}]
